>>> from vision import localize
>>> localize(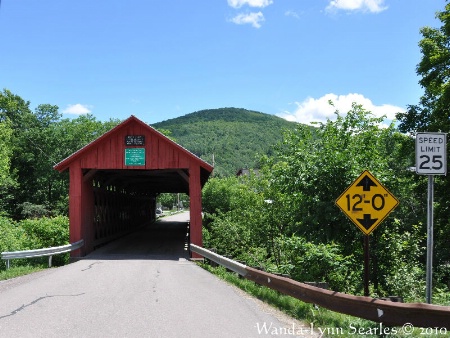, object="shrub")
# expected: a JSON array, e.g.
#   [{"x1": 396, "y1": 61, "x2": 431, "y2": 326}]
[
  {"x1": 0, "y1": 217, "x2": 22, "y2": 270},
  {"x1": 17, "y1": 216, "x2": 70, "y2": 266},
  {"x1": 18, "y1": 216, "x2": 69, "y2": 247},
  {"x1": 277, "y1": 235, "x2": 359, "y2": 293}
]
